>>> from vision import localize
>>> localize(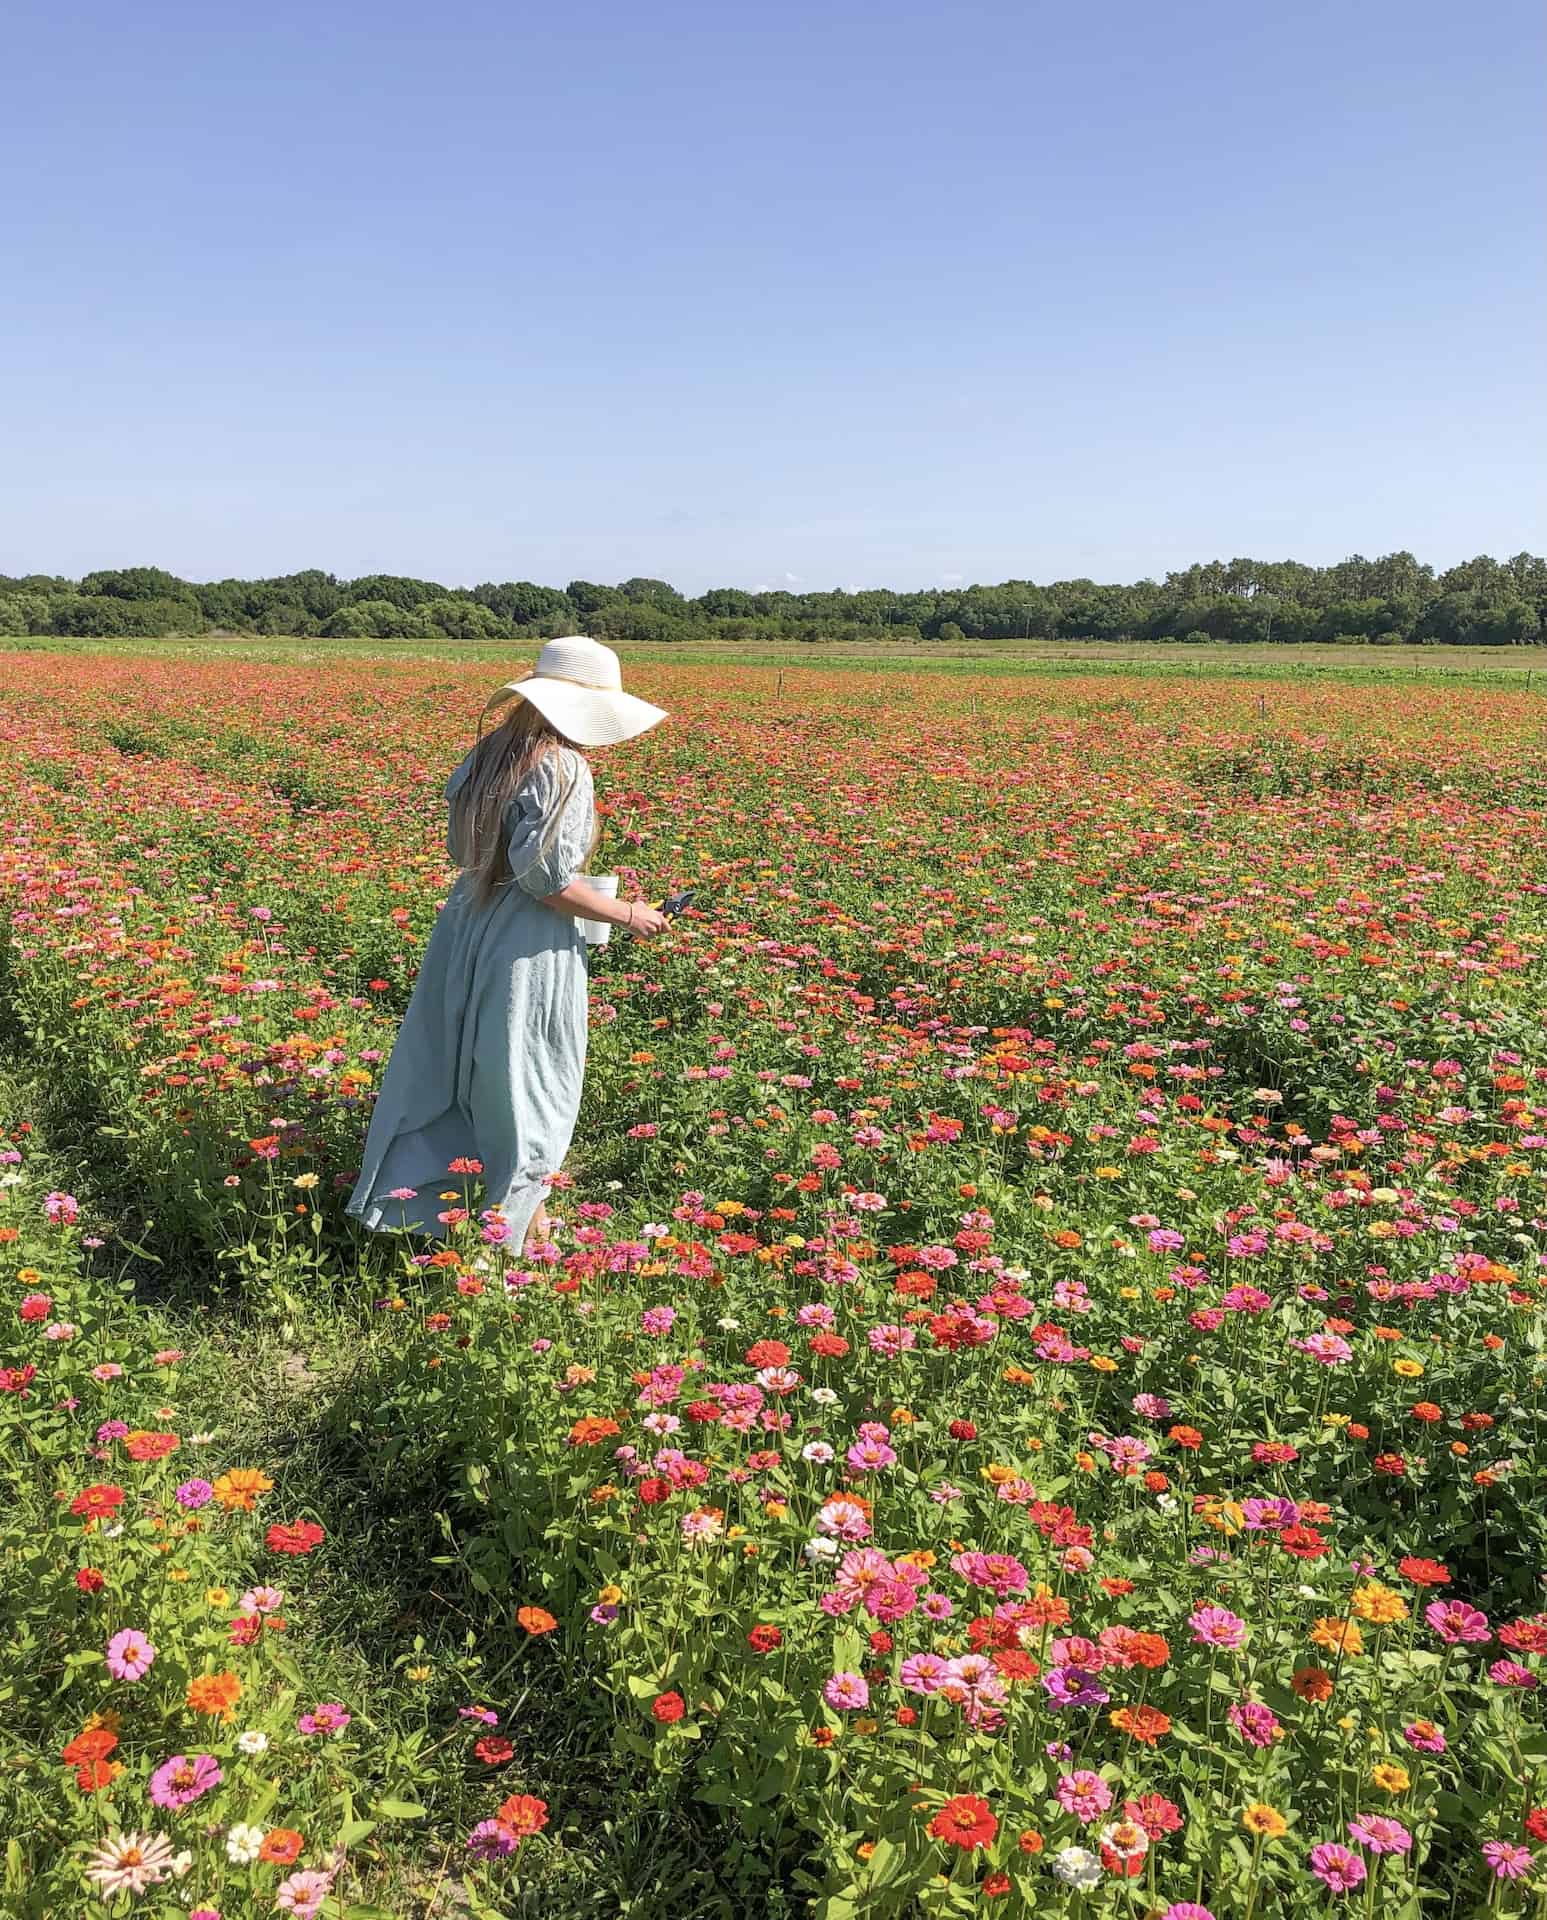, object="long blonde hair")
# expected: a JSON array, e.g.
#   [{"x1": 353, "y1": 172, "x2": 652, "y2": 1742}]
[{"x1": 456, "y1": 686, "x2": 564, "y2": 905}]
